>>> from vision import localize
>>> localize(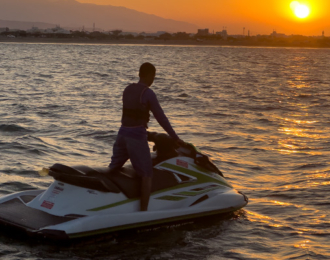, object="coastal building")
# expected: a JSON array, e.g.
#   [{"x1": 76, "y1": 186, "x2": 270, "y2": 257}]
[
  {"x1": 271, "y1": 30, "x2": 287, "y2": 38},
  {"x1": 0, "y1": 27, "x2": 9, "y2": 33},
  {"x1": 174, "y1": 32, "x2": 192, "y2": 39},
  {"x1": 216, "y1": 29, "x2": 228, "y2": 40},
  {"x1": 197, "y1": 29, "x2": 209, "y2": 36},
  {"x1": 229, "y1": 34, "x2": 246, "y2": 39},
  {"x1": 121, "y1": 31, "x2": 139, "y2": 37},
  {"x1": 27, "y1": 26, "x2": 44, "y2": 33},
  {"x1": 155, "y1": 31, "x2": 168, "y2": 36},
  {"x1": 139, "y1": 31, "x2": 168, "y2": 37},
  {"x1": 44, "y1": 25, "x2": 70, "y2": 34}
]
